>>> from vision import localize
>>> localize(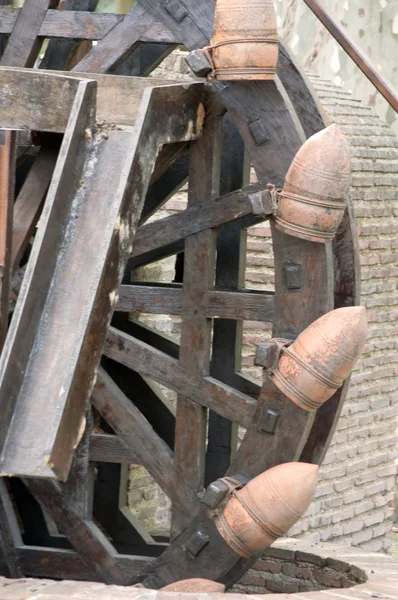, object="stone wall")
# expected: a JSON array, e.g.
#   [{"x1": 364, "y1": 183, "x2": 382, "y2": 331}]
[{"x1": 127, "y1": 52, "x2": 398, "y2": 551}]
